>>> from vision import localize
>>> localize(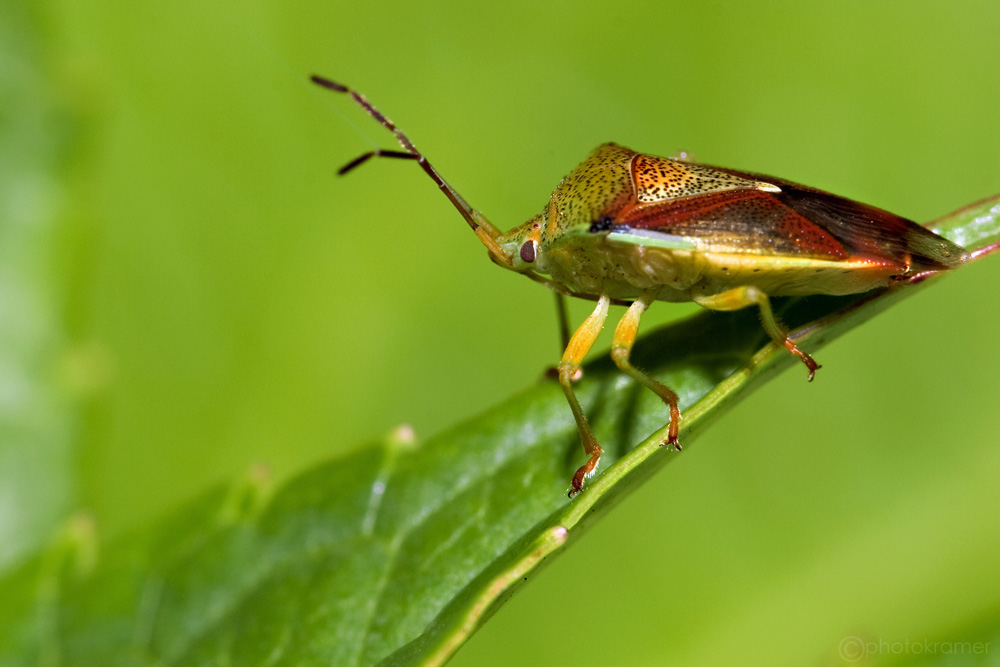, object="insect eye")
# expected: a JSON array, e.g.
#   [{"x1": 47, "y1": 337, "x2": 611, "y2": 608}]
[{"x1": 519, "y1": 240, "x2": 537, "y2": 263}]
